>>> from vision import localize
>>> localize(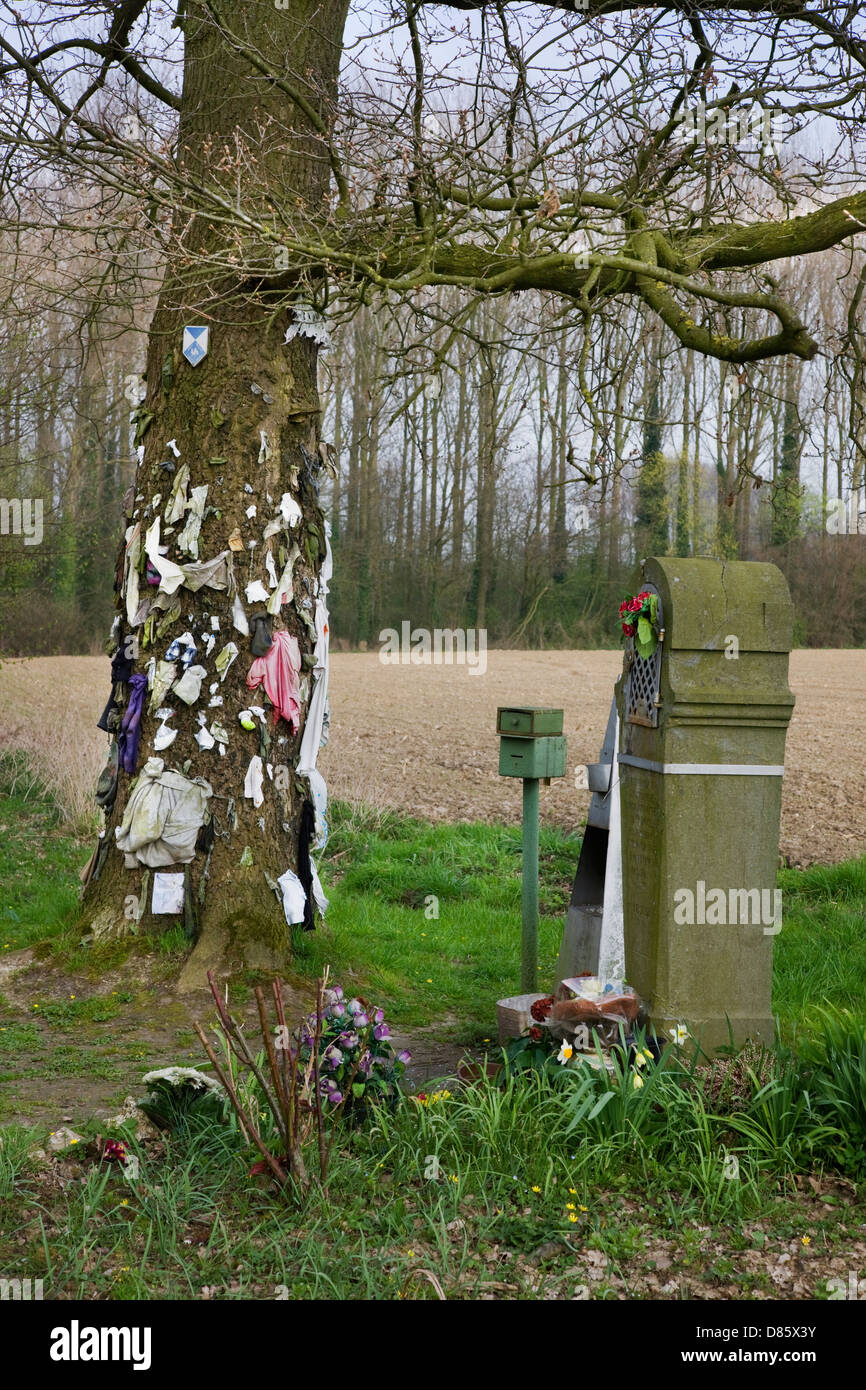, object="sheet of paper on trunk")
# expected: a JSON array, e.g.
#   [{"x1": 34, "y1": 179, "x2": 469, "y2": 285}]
[{"x1": 152, "y1": 873, "x2": 186, "y2": 915}]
